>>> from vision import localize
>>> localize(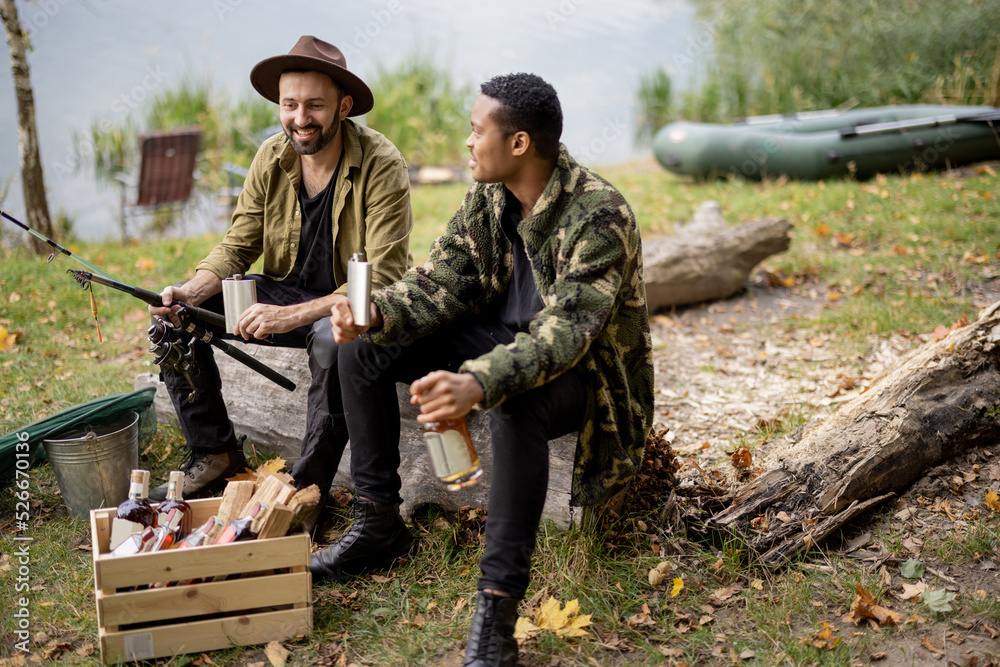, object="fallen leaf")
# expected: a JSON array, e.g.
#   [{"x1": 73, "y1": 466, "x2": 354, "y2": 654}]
[
  {"x1": 514, "y1": 616, "x2": 540, "y2": 642},
  {"x1": 750, "y1": 578, "x2": 764, "y2": 591},
  {"x1": 902, "y1": 537, "x2": 923, "y2": 555},
  {"x1": 846, "y1": 584, "x2": 901, "y2": 626},
  {"x1": 986, "y1": 490, "x2": 1000, "y2": 512},
  {"x1": 134, "y1": 257, "x2": 156, "y2": 271},
  {"x1": 806, "y1": 621, "x2": 841, "y2": 649},
  {"x1": 257, "y1": 457, "x2": 288, "y2": 475},
  {"x1": 0, "y1": 326, "x2": 16, "y2": 352},
  {"x1": 625, "y1": 608, "x2": 658, "y2": 630},
  {"x1": 709, "y1": 587, "x2": 740, "y2": 604},
  {"x1": 263, "y1": 641, "x2": 289, "y2": 667},
  {"x1": 670, "y1": 577, "x2": 684, "y2": 598},
  {"x1": 729, "y1": 447, "x2": 752, "y2": 469},
  {"x1": 920, "y1": 636, "x2": 945, "y2": 655},
  {"x1": 922, "y1": 588, "x2": 957, "y2": 615},
  {"x1": 896, "y1": 582, "x2": 927, "y2": 601},
  {"x1": 739, "y1": 648, "x2": 755, "y2": 660},
  {"x1": 900, "y1": 559, "x2": 925, "y2": 579},
  {"x1": 531, "y1": 597, "x2": 592, "y2": 638}
]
